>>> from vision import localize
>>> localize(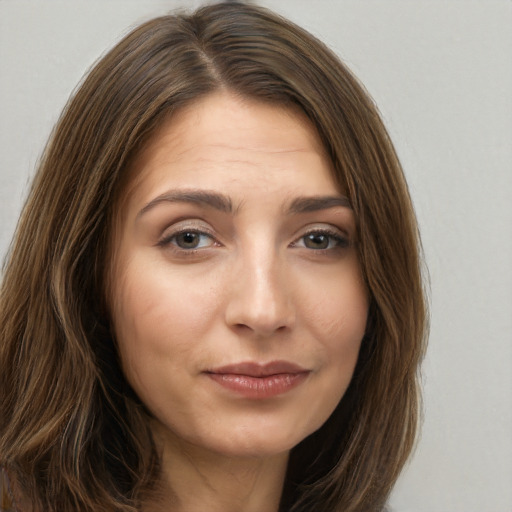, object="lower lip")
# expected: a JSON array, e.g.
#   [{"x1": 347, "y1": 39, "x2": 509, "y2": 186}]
[{"x1": 206, "y1": 372, "x2": 309, "y2": 399}]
